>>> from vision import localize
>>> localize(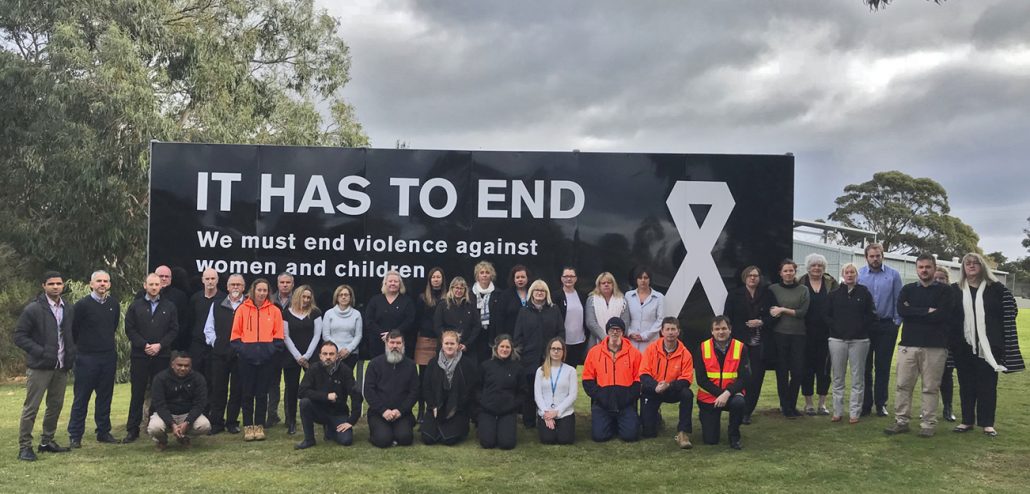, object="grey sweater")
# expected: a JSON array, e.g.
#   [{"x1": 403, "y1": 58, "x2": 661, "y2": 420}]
[{"x1": 768, "y1": 282, "x2": 810, "y2": 336}]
